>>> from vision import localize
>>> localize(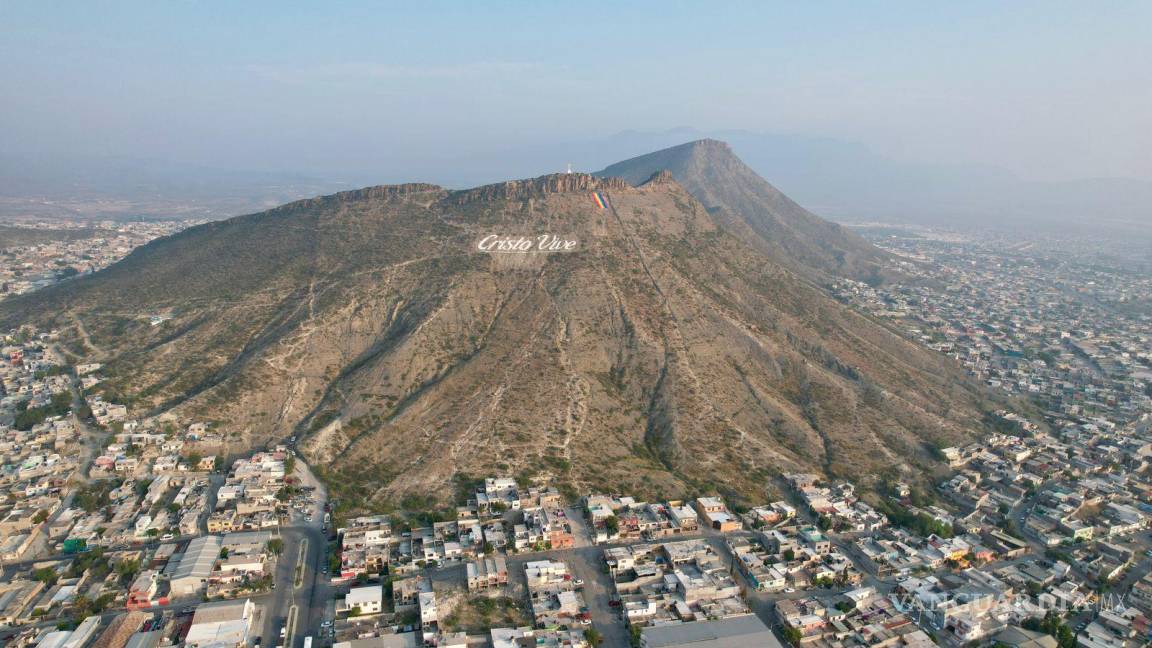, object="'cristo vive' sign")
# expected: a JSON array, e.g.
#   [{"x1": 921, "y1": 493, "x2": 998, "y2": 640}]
[{"x1": 477, "y1": 234, "x2": 578, "y2": 253}]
